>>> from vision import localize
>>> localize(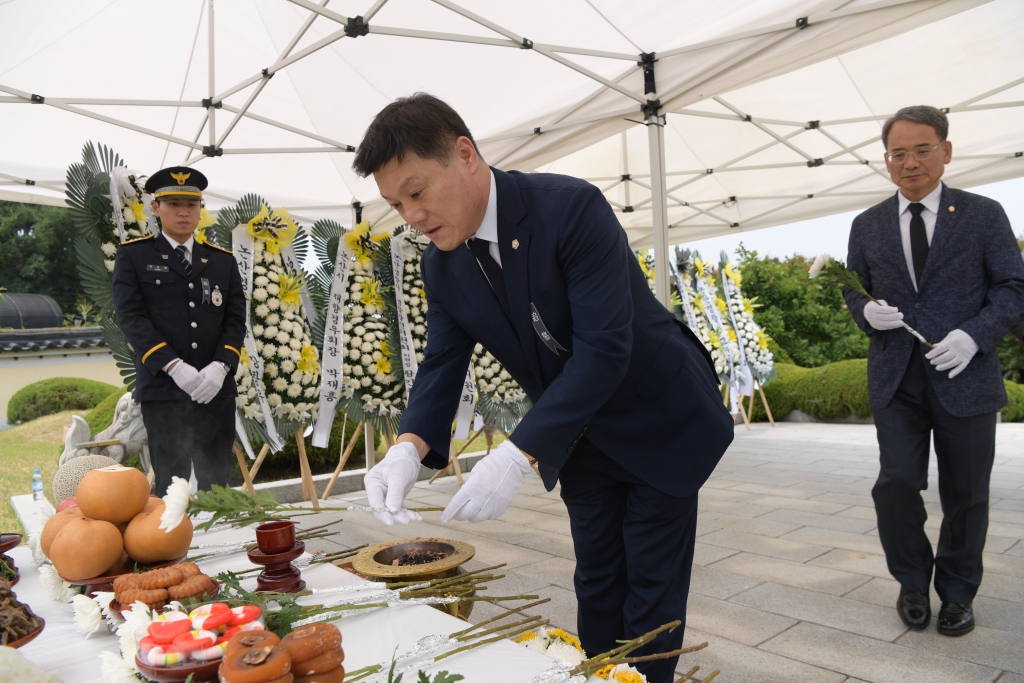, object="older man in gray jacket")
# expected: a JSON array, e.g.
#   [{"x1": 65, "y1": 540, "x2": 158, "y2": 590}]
[{"x1": 845, "y1": 105, "x2": 1024, "y2": 636}]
